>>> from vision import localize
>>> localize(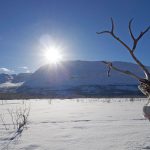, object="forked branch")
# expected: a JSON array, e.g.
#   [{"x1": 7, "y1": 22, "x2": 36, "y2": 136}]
[
  {"x1": 97, "y1": 18, "x2": 150, "y2": 80},
  {"x1": 96, "y1": 18, "x2": 132, "y2": 52},
  {"x1": 129, "y1": 19, "x2": 150, "y2": 52}
]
